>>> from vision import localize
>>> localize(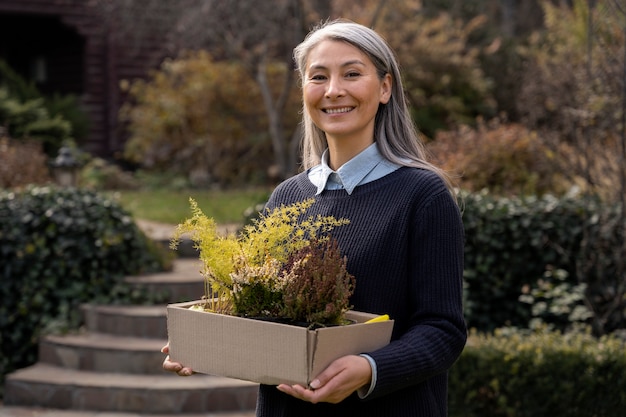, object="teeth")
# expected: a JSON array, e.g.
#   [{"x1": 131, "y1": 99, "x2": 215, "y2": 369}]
[{"x1": 325, "y1": 107, "x2": 352, "y2": 114}]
